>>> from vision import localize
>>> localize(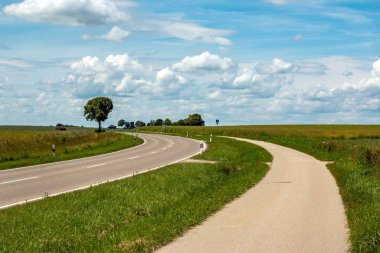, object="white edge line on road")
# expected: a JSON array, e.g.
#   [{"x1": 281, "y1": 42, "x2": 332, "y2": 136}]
[
  {"x1": 0, "y1": 176, "x2": 39, "y2": 185},
  {"x1": 0, "y1": 138, "x2": 207, "y2": 210},
  {"x1": 0, "y1": 134, "x2": 147, "y2": 173},
  {"x1": 86, "y1": 164, "x2": 105, "y2": 169}
]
